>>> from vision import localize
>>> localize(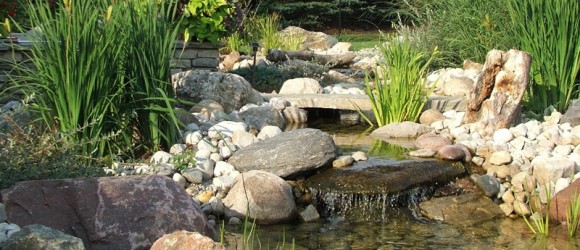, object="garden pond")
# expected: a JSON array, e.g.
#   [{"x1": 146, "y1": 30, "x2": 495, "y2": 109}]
[{"x1": 224, "y1": 115, "x2": 580, "y2": 249}]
